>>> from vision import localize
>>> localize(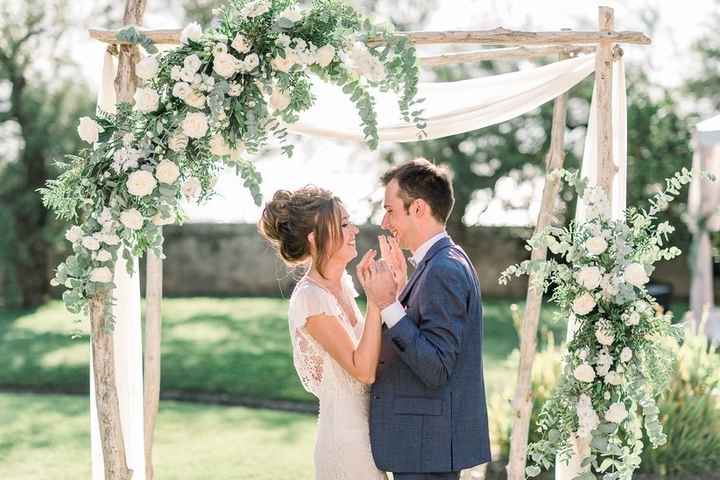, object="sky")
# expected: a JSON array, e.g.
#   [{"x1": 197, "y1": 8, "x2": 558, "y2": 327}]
[{"x1": 58, "y1": 0, "x2": 719, "y2": 226}]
